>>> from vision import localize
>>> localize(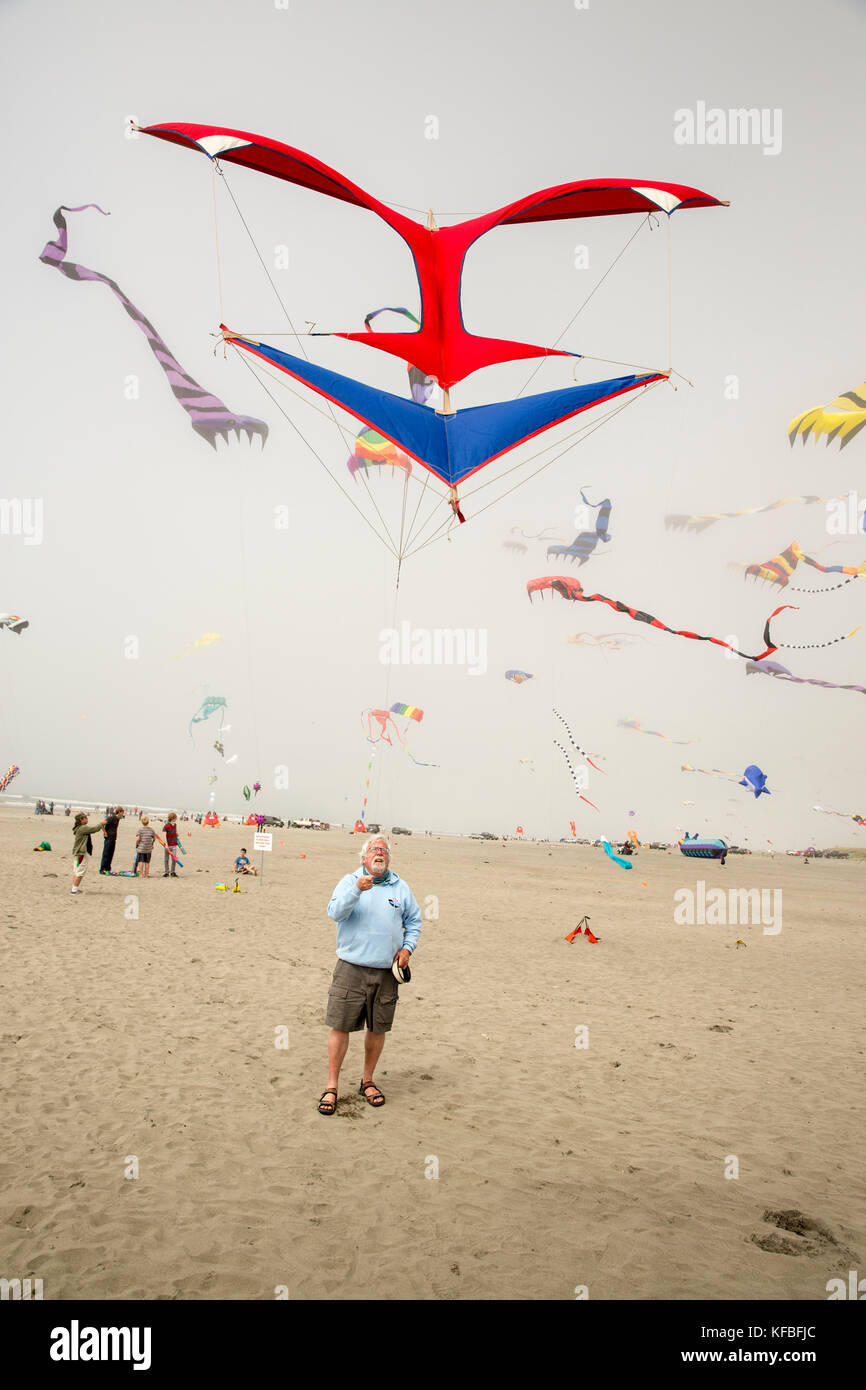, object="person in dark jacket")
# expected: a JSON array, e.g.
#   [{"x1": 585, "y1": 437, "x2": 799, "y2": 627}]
[{"x1": 100, "y1": 807, "x2": 125, "y2": 874}]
